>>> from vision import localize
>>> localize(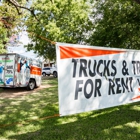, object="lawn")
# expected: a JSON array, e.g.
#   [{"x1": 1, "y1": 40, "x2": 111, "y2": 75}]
[{"x1": 0, "y1": 77, "x2": 140, "y2": 140}]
